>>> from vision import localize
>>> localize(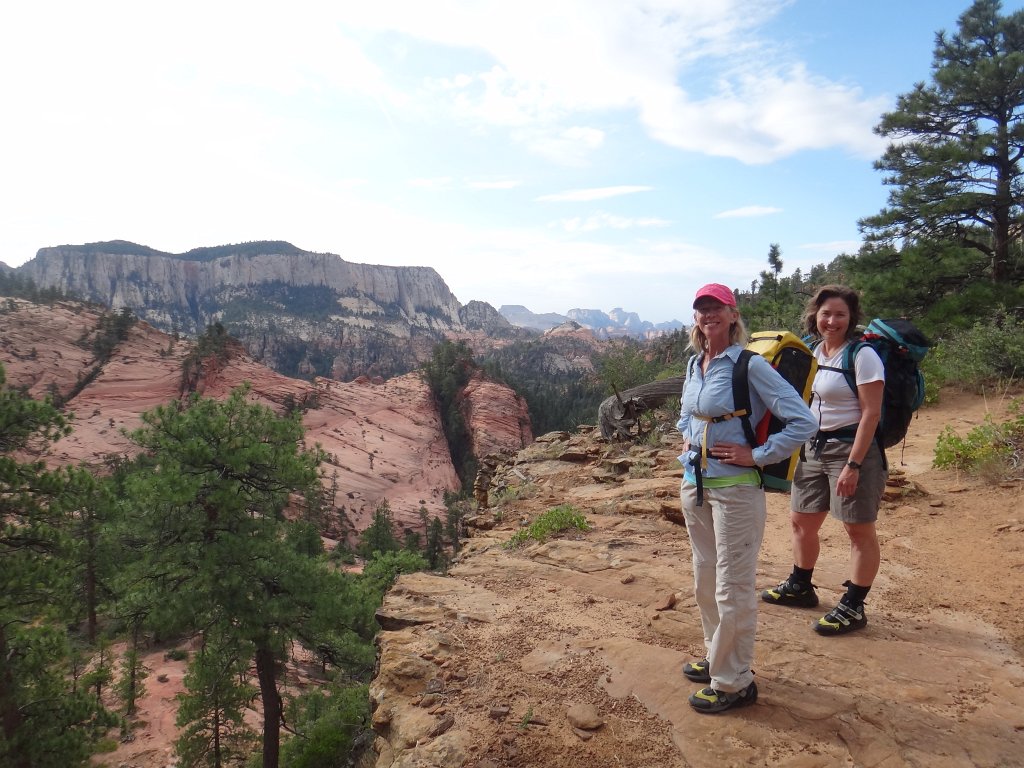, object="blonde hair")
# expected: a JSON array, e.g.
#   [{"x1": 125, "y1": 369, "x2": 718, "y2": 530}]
[{"x1": 688, "y1": 309, "x2": 748, "y2": 354}]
